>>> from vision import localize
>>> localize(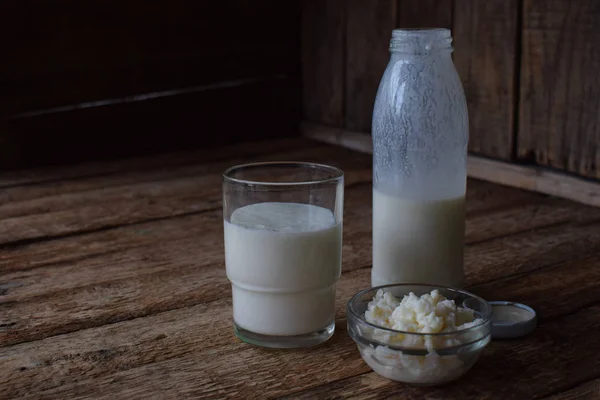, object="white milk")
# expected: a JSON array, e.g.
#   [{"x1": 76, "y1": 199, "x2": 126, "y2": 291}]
[
  {"x1": 224, "y1": 202, "x2": 342, "y2": 336},
  {"x1": 372, "y1": 190, "x2": 465, "y2": 288}
]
